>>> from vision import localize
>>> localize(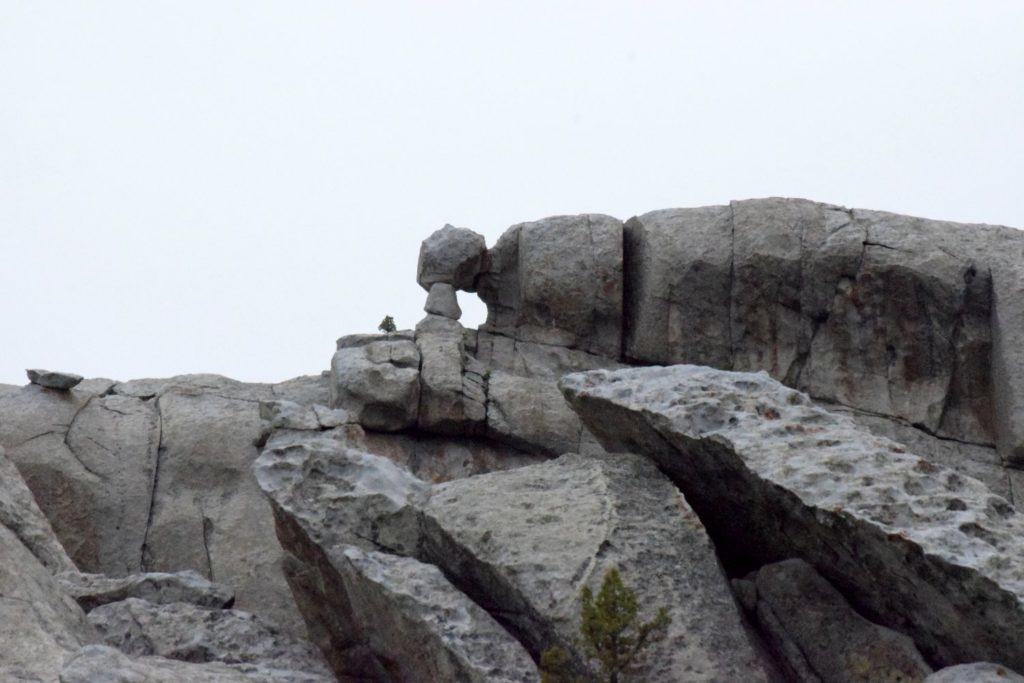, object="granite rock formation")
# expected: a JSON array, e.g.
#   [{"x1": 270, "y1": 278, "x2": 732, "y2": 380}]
[{"x1": 2, "y1": 197, "x2": 1024, "y2": 680}]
